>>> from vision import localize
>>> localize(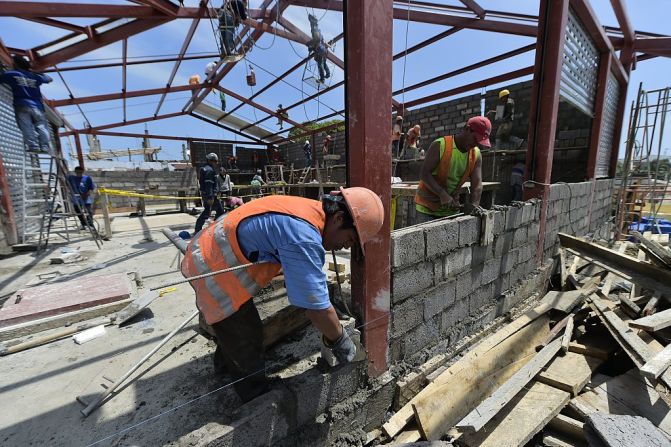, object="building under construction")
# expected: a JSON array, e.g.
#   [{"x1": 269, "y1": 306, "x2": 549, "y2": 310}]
[{"x1": 1, "y1": 1, "x2": 671, "y2": 446}]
